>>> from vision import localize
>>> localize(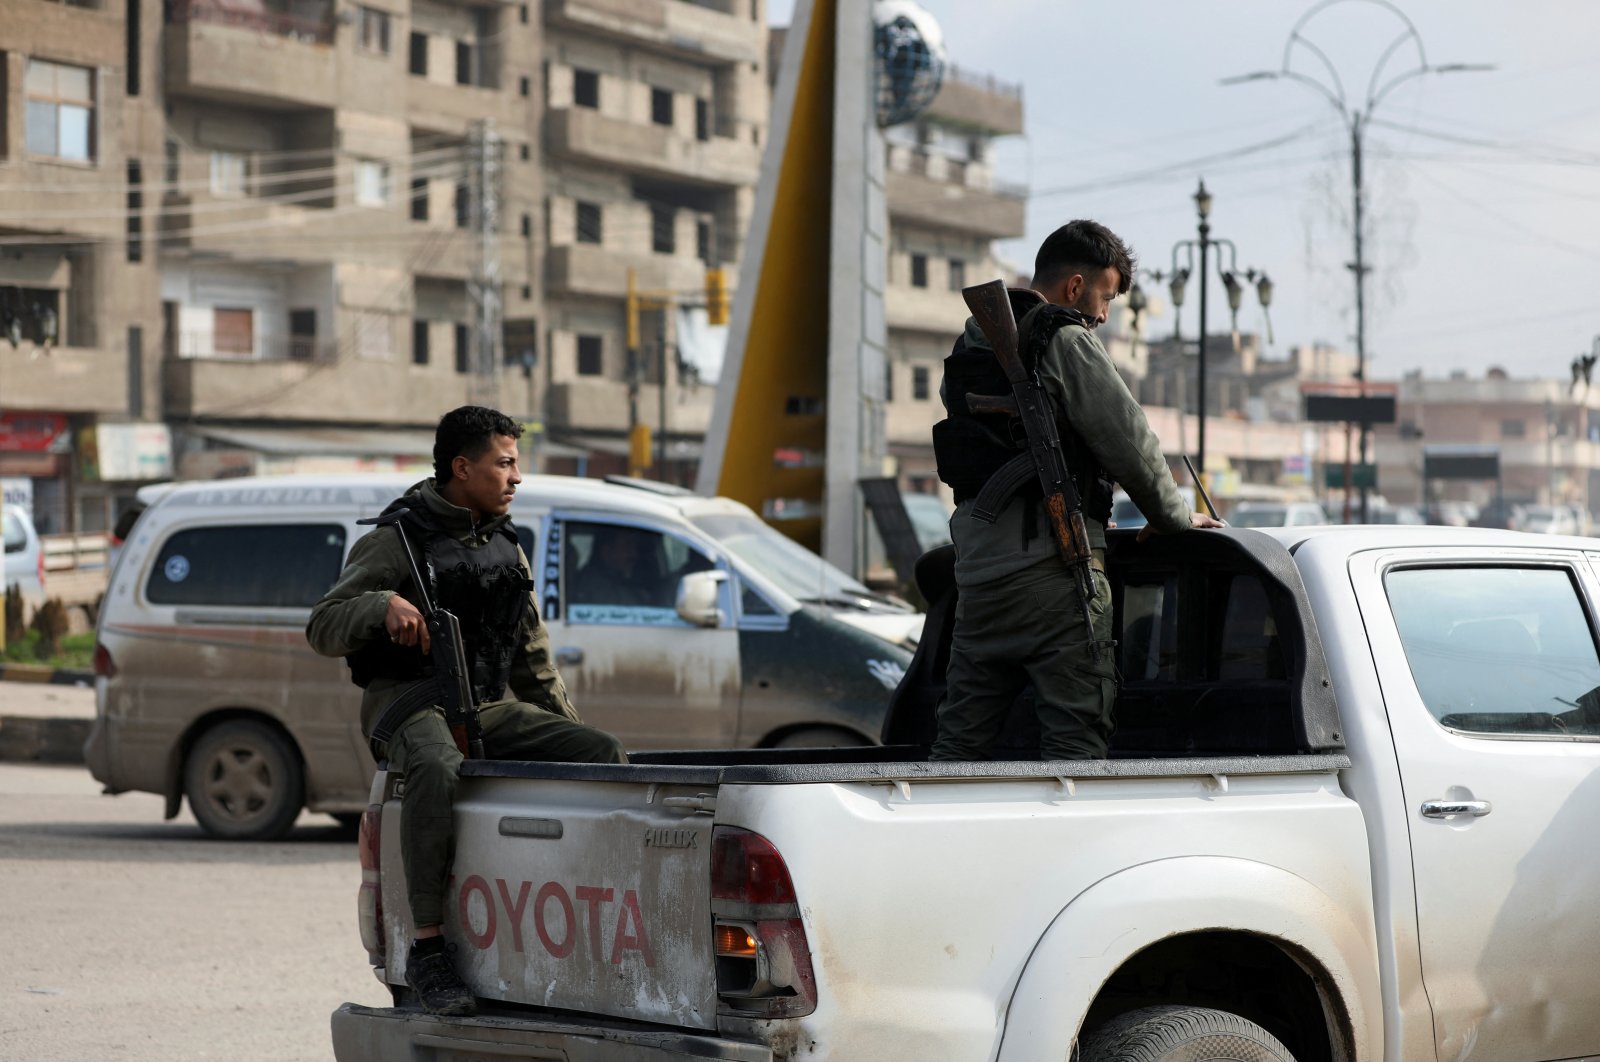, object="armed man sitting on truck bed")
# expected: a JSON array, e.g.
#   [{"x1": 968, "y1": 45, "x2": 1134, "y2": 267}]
[
  {"x1": 930, "y1": 220, "x2": 1223, "y2": 762},
  {"x1": 308, "y1": 405, "x2": 626, "y2": 1017}
]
